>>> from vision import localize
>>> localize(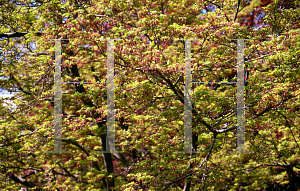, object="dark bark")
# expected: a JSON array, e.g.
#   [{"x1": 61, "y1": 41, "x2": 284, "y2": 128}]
[
  {"x1": 65, "y1": 50, "x2": 115, "y2": 190},
  {"x1": 0, "y1": 32, "x2": 42, "y2": 38},
  {"x1": 7, "y1": 172, "x2": 40, "y2": 189},
  {"x1": 99, "y1": 133, "x2": 115, "y2": 190},
  {"x1": 120, "y1": 116, "x2": 128, "y2": 131},
  {"x1": 183, "y1": 133, "x2": 198, "y2": 191}
]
